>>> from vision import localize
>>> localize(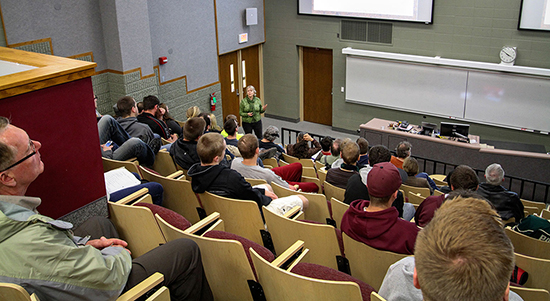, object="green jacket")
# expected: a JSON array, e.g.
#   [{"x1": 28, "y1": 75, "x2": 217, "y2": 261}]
[
  {"x1": 0, "y1": 198, "x2": 132, "y2": 300},
  {"x1": 239, "y1": 96, "x2": 265, "y2": 123}
]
